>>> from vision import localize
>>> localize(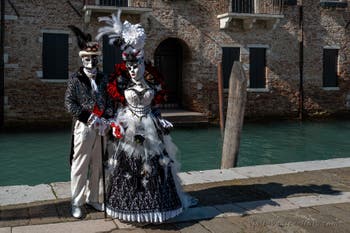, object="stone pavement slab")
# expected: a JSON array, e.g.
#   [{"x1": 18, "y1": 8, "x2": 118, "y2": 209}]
[
  {"x1": 199, "y1": 217, "x2": 242, "y2": 233},
  {"x1": 333, "y1": 202, "x2": 350, "y2": 212},
  {"x1": 235, "y1": 198, "x2": 298, "y2": 214},
  {"x1": 0, "y1": 205, "x2": 30, "y2": 227},
  {"x1": 287, "y1": 192, "x2": 350, "y2": 207},
  {"x1": 321, "y1": 167, "x2": 350, "y2": 187},
  {"x1": 231, "y1": 164, "x2": 296, "y2": 178},
  {"x1": 28, "y1": 202, "x2": 60, "y2": 225},
  {"x1": 143, "y1": 223, "x2": 180, "y2": 233},
  {"x1": 214, "y1": 203, "x2": 246, "y2": 217},
  {"x1": 114, "y1": 219, "x2": 139, "y2": 229},
  {"x1": 174, "y1": 221, "x2": 211, "y2": 233},
  {"x1": 185, "y1": 181, "x2": 270, "y2": 206},
  {"x1": 0, "y1": 228, "x2": 11, "y2": 233},
  {"x1": 11, "y1": 219, "x2": 117, "y2": 233},
  {"x1": 110, "y1": 229, "x2": 146, "y2": 233},
  {"x1": 226, "y1": 211, "x2": 308, "y2": 233},
  {"x1": 169, "y1": 206, "x2": 221, "y2": 223},
  {"x1": 311, "y1": 204, "x2": 350, "y2": 223},
  {"x1": 230, "y1": 169, "x2": 349, "y2": 198},
  {"x1": 0, "y1": 184, "x2": 55, "y2": 206},
  {"x1": 50, "y1": 182, "x2": 71, "y2": 199},
  {"x1": 269, "y1": 204, "x2": 350, "y2": 233},
  {"x1": 279, "y1": 158, "x2": 350, "y2": 172},
  {"x1": 178, "y1": 169, "x2": 247, "y2": 186}
]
